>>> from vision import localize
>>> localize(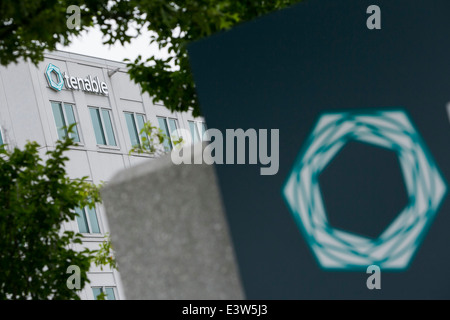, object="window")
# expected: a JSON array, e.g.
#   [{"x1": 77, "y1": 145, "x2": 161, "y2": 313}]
[
  {"x1": 124, "y1": 112, "x2": 146, "y2": 147},
  {"x1": 89, "y1": 107, "x2": 117, "y2": 146},
  {"x1": 0, "y1": 127, "x2": 4, "y2": 146},
  {"x1": 92, "y1": 287, "x2": 116, "y2": 300},
  {"x1": 188, "y1": 120, "x2": 207, "y2": 144},
  {"x1": 157, "y1": 117, "x2": 180, "y2": 152},
  {"x1": 75, "y1": 206, "x2": 101, "y2": 234},
  {"x1": 51, "y1": 102, "x2": 80, "y2": 142}
]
